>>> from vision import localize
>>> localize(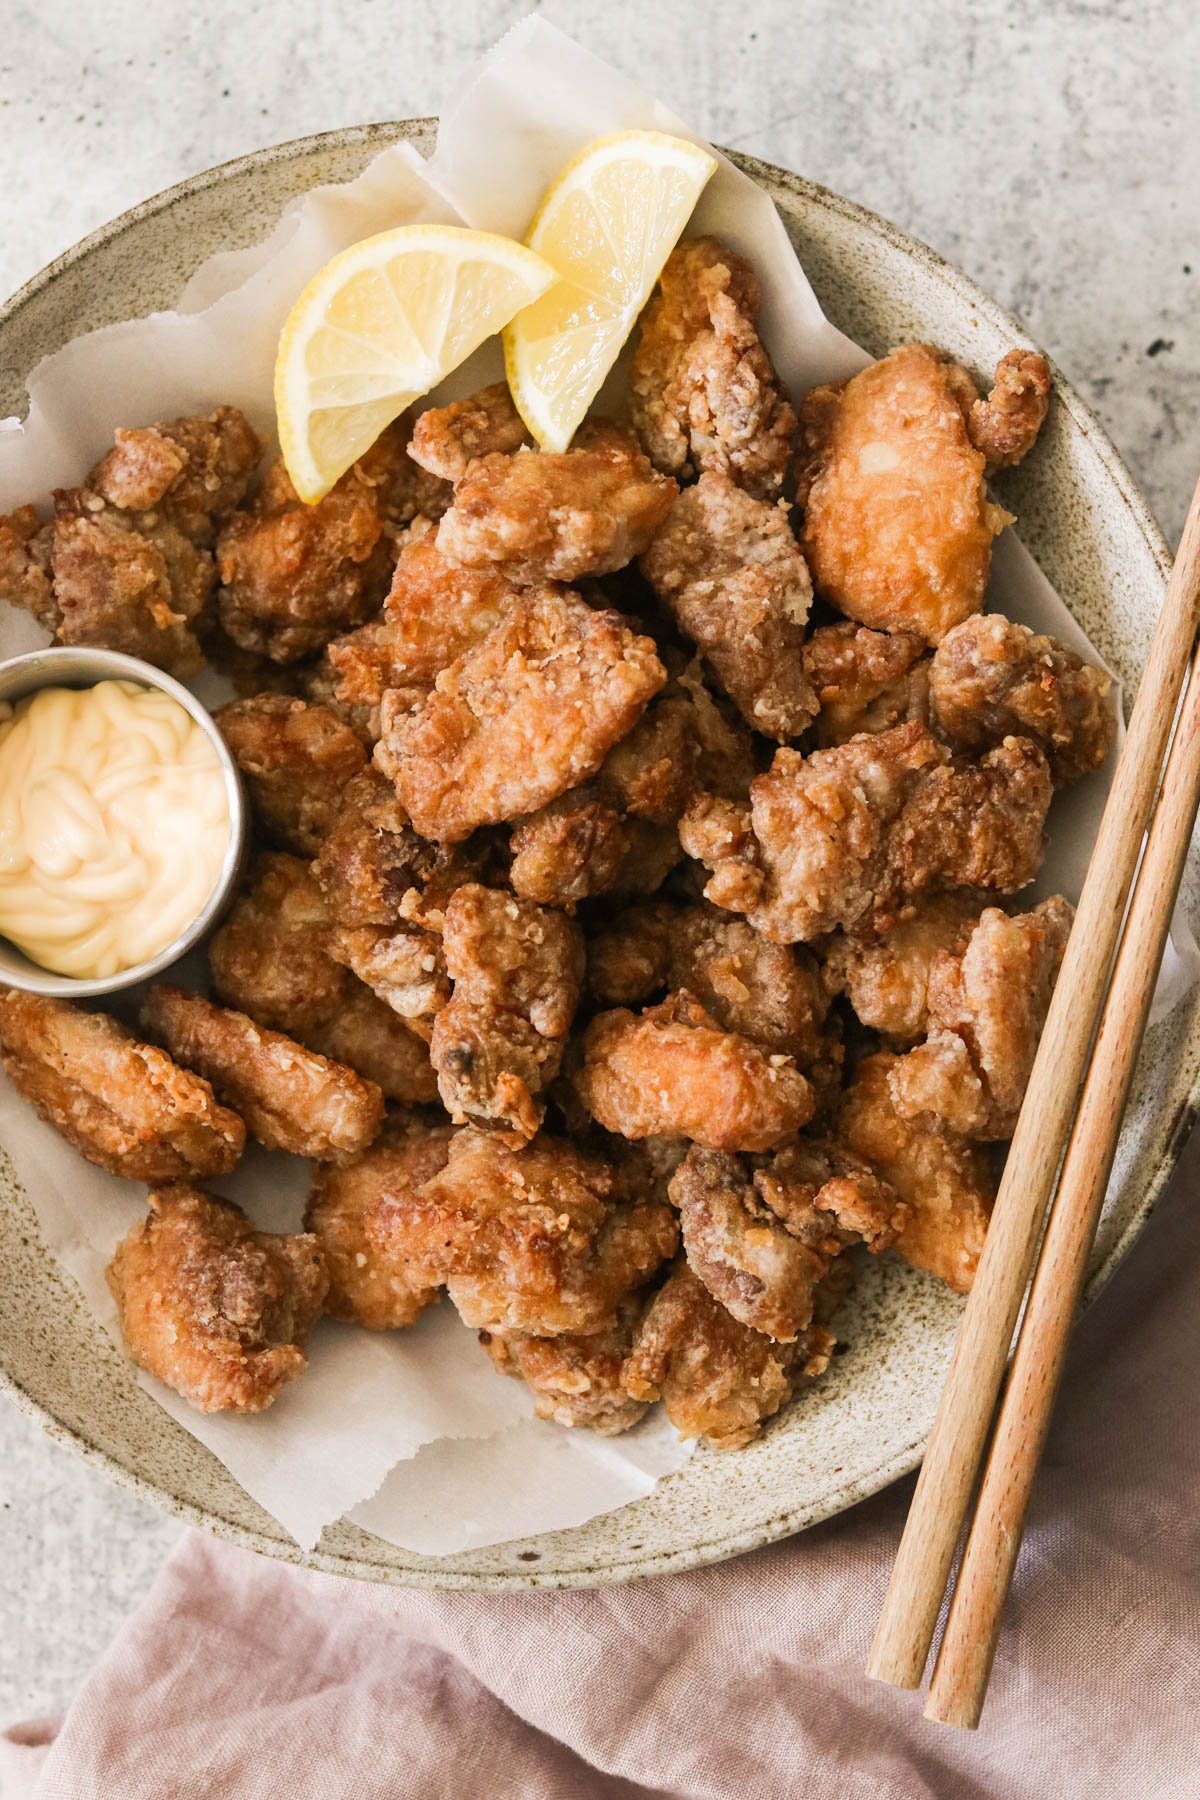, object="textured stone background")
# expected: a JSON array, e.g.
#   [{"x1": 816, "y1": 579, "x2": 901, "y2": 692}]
[{"x1": 0, "y1": 0, "x2": 1196, "y2": 1725}]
